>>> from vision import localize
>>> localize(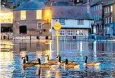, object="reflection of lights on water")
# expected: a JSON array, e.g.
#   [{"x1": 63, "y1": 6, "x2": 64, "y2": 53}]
[
  {"x1": 94, "y1": 66, "x2": 100, "y2": 71},
  {"x1": 46, "y1": 70, "x2": 51, "y2": 77},
  {"x1": 93, "y1": 41, "x2": 97, "y2": 61},
  {"x1": 0, "y1": 51, "x2": 14, "y2": 78}
]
